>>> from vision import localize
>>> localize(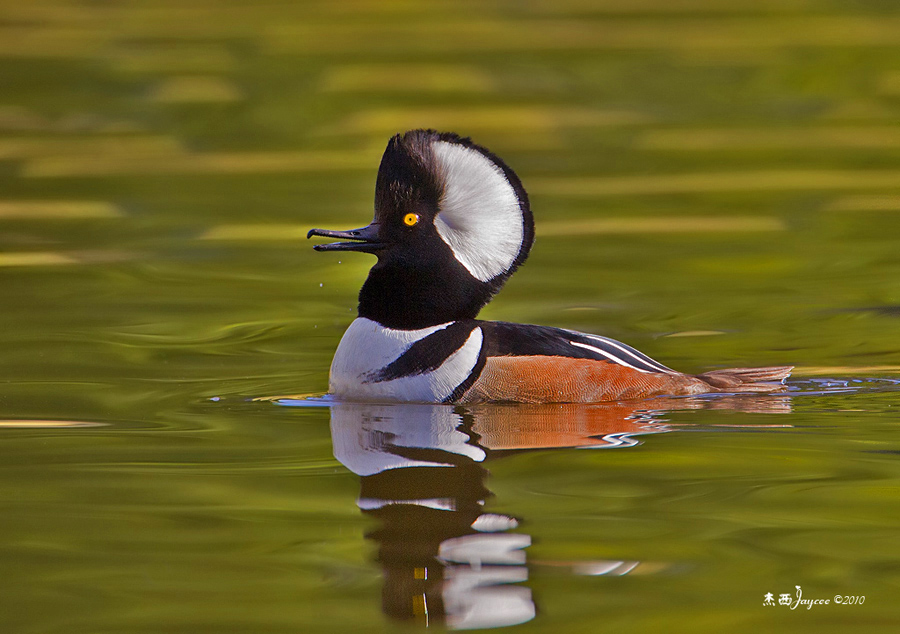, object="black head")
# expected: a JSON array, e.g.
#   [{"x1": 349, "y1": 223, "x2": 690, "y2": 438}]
[{"x1": 308, "y1": 130, "x2": 534, "y2": 329}]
